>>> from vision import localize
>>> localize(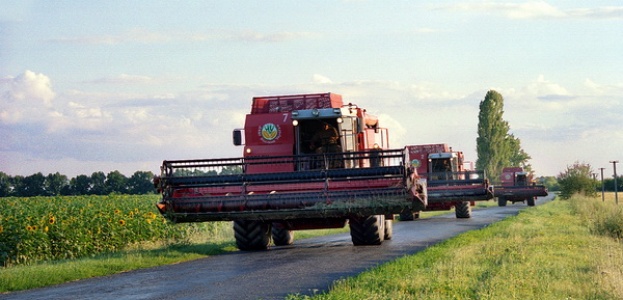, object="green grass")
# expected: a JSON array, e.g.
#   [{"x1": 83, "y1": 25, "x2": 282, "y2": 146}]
[
  {"x1": 287, "y1": 195, "x2": 623, "y2": 299},
  {"x1": 0, "y1": 241, "x2": 237, "y2": 292}
]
